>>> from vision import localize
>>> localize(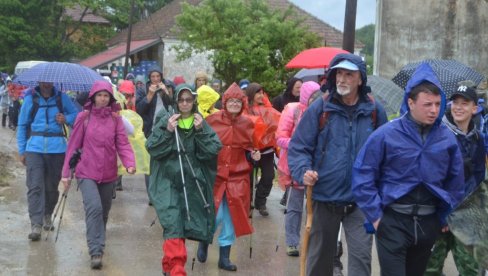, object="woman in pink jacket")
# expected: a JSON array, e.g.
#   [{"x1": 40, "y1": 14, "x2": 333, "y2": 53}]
[
  {"x1": 61, "y1": 80, "x2": 136, "y2": 270},
  {"x1": 276, "y1": 81, "x2": 320, "y2": 257}
]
